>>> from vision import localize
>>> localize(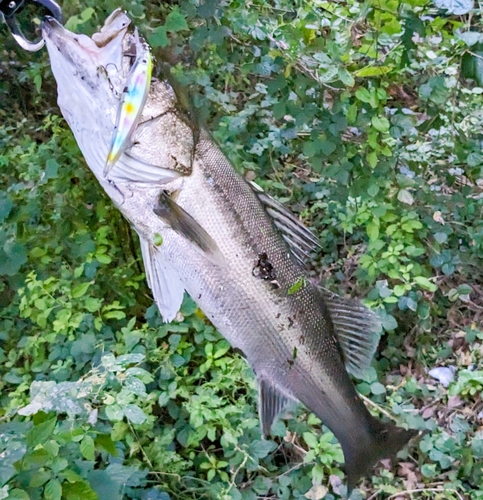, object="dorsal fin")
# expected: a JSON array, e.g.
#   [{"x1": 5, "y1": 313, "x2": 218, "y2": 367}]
[
  {"x1": 321, "y1": 287, "x2": 381, "y2": 379},
  {"x1": 249, "y1": 181, "x2": 320, "y2": 264}
]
